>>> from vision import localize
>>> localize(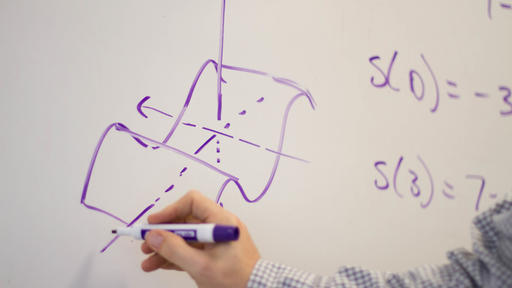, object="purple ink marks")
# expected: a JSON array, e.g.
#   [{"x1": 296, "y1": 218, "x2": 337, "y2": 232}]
[
  {"x1": 409, "y1": 70, "x2": 425, "y2": 101},
  {"x1": 214, "y1": 92, "x2": 315, "y2": 205},
  {"x1": 100, "y1": 236, "x2": 120, "y2": 253},
  {"x1": 265, "y1": 148, "x2": 310, "y2": 163},
  {"x1": 442, "y1": 181, "x2": 455, "y2": 199},
  {"x1": 216, "y1": 0, "x2": 227, "y2": 121},
  {"x1": 466, "y1": 174, "x2": 486, "y2": 211},
  {"x1": 137, "y1": 96, "x2": 150, "y2": 118},
  {"x1": 500, "y1": 2, "x2": 512, "y2": 9},
  {"x1": 165, "y1": 184, "x2": 175, "y2": 193},
  {"x1": 490, "y1": 193, "x2": 498, "y2": 199},
  {"x1": 224, "y1": 123, "x2": 230, "y2": 129},
  {"x1": 374, "y1": 161, "x2": 389, "y2": 190},
  {"x1": 142, "y1": 106, "x2": 174, "y2": 118},
  {"x1": 370, "y1": 52, "x2": 444, "y2": 114},
  {"x1": 238, "y1": 138, "x2": 261, "y2": 148},
  {"x1": 100, "y1": 203, "x2": 155, "y2": 253},
  {"x1": 194, "y1": 134, "x2": 216, "y2": 155},
  {"x1": 216, "y1": 139, "x2": 221, "y2": 165},
  {"x1": 408, "y1": 169, "x2": 420, "y2": 197},
  {"x1": 420, "y1": 54, "x2": 440, "y2": 113},
  {"x1": 475, "y1": 92, "x2": 489, "y2": 98},
  {"x1": 155, "y1": 197, "x2": 161, "y2": 202},
  {"x1": 393, "y1": 156, "x2": 404, "y2": 198},
  {"x1": 133, "y1": 137, "x2": 149, "y2": 148},
  {"x1": 369, "y1": 51, "x2": 400, "y2": 91},
  {"x1": 239, "y1": 110, "x2": 247, "y2": 115},
  {"x1": 81, "y1": 123, "x2": 130, "y2": 226},
  {"x1": 417, "y1": 155, "x2": 434, "y2": 209},
  {"x1": 446, "y1": 80, "x2": 458, "y2": 87},
  {"x1": 202, "y1": 127, "x2": 234, "y2": 139},
  {"x1": 82, "y1": 0, "x2": 317, "y2": 254},
  {"x1": 152, "y1": 146, "x2": 160, "y2": 150},
  {"x1": 219, "y1": 202, "x2": 224, "y2": 207},
  {"x1": 116, "y1": 122, "x2": 149, "y2": 148},
  {"x1": 128, "y1": 204, "x2": 155, "y2": 226},
  {"x1": 257, "y1": 97, "x2": 264, "y2": 103},
  {"x1": 446, "y1": 80, "x2": 460, "y2": 99},
  {"x1": 182, "y1": 122, "x2": 197, "y2": 127},
  {"x1": 179, "y1": 167, "x2": 188, "y2": 177},
  {"x1": 500, "y1": 86, "x2": 512, "y2": 116},
  {"x1": 374, "y1": 155, "x2": 435, "y2": 208},
  {"x1": 113, "y1": 123, "x2": 237, "y2": 179}
]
